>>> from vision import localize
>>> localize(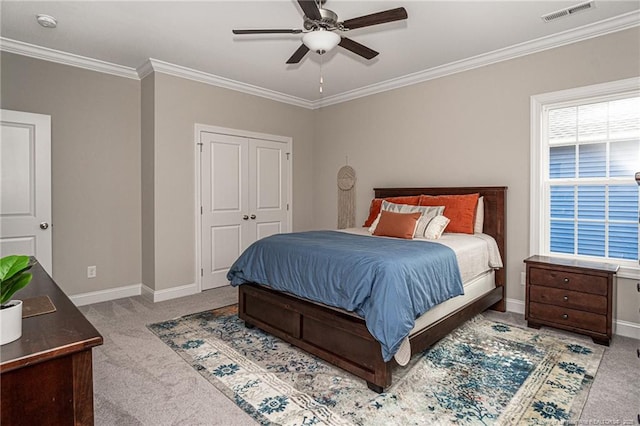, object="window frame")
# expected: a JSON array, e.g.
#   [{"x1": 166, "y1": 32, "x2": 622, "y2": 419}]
[{"x1": 530, "y1": 77, "x2": 640, "y2": 279}]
